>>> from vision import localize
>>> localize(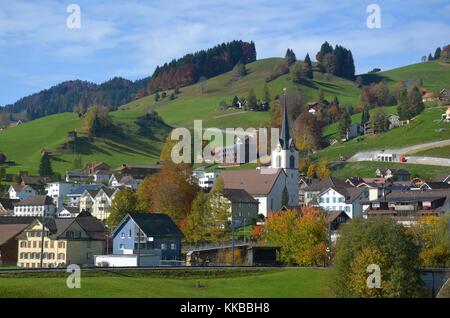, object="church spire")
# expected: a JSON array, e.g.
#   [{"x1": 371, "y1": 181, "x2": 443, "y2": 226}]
[{"x1": 280, "y1": 88, "x2": 291, "y2": 150}]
